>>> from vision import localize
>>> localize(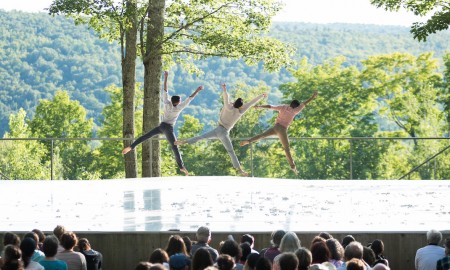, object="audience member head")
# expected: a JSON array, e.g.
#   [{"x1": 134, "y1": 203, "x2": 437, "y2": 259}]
[
  {"x1": 149, "y1": 248, "x2": 169, "y2": 264},
  {"x1": 344, "y1": 242, "x2": 363, "y2": 261},
  {"x1": 169, "y1": 253, "x2": 190, "y2": 270},
  {"x1": 346, "y1": 258, "x2": 365, "y2": 270},
  {"x1": 445, "y1": 238, "x2": 450, "y2": 256},
  {"x1": 77, "y1": 238, "x2": 91, "y2": 251},
  {"x1": 191, "y1": 247, "x2": 214, "y2": 270},
  {"x1": 20, "y1": 238, "x2": 37, "y2": 268},
  {"x1": 341, "y1": 235, "x2": 355, "y2": 249},
  {"x1": 32, "y1": 229, "x2": 45, "y2": 244},
  {"x1": 220, "y1": 239, "x2": 241, "y2": 262},
  {"x1": 23, "y1": 232, "x2": 39, "y2": 249},
  {"x1": 245, "y1": 253, "x2": 260, "y2": 270},
  {"x1": 182, "y1": 236, "x2": 192, "y2": 255},
  {"x1": 308, "y1": 264, "x2": 327, "y2": 270},
  {"x1": 60, "y1": 231, "x2": 78, "y2": 251},
  {"x1": 53, "y1": 225, "x2": 66, "y2": 241},
  {"x1": 233, "y1": 98, "x2": 244, "y2": 109},
  {"x1": 369, "y1": 239, "x2": 384, "y2": 257},
  {"x1": 42, "y1": 235, "x2": 60, "y2": 257},
  {"x1": 217, "y1": 254, "x2": 235, "y2": 270},
  {"x1": 310, "y1": 236, "x2": 326, "y2": 249},
  {"x1": 372, "y1": 263, "x2": 390, "y2": 270},
  {"x1": 426, "y1": 229, "x2": 442, "y2": 245},
  {"x1": 279, "y1": 232, "x2": 301, "y2": 253},
  {"x1": 289, "y1": 100, "x2": 300, "y2": 109},
  {"x1": 255, "y1": 257, "x2": 271, "y2": 270},
  {"x1": 196, "y1": 226, "x2": 211, "y2": 243},
  {"x1": 2, "y1": 244, "x2": 24, "y2": 270},
  {"x1": 241, "y1": 234, "x2": 255, "y2": 248},
  {"x1": 325, "y1": 238, "x2": 344, "y2": 262},
  {"x1": 295, "y1": 247, "x2": 312, "y2": 270},
  {"x1": 135, "y1": 262, "x2": 152, "y2": 270},
  {"x1": 166, "y1": 235, "x2": 188, "y2": 256},
  {"x1": 240, "y1": 242, "x2": 251, "y2": 263},
  {"x1": 318, "y1": 232, "x2": 333, "y2": 240},
  {"x1": 278, "y1": 252, "x2": 299, "y2": 270},
  {"x1": 362, "y1": 246, "x2": 376, "y2": 267},
  {"x1": 3, "y1": 232, "x2": 20, "y2": 247},
  {"x1": 310, "y1": 241, "x2": 330, "y2": 264},
  {"x1": 271, "y1": 230, "x2": 286, "y2": 248}
]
